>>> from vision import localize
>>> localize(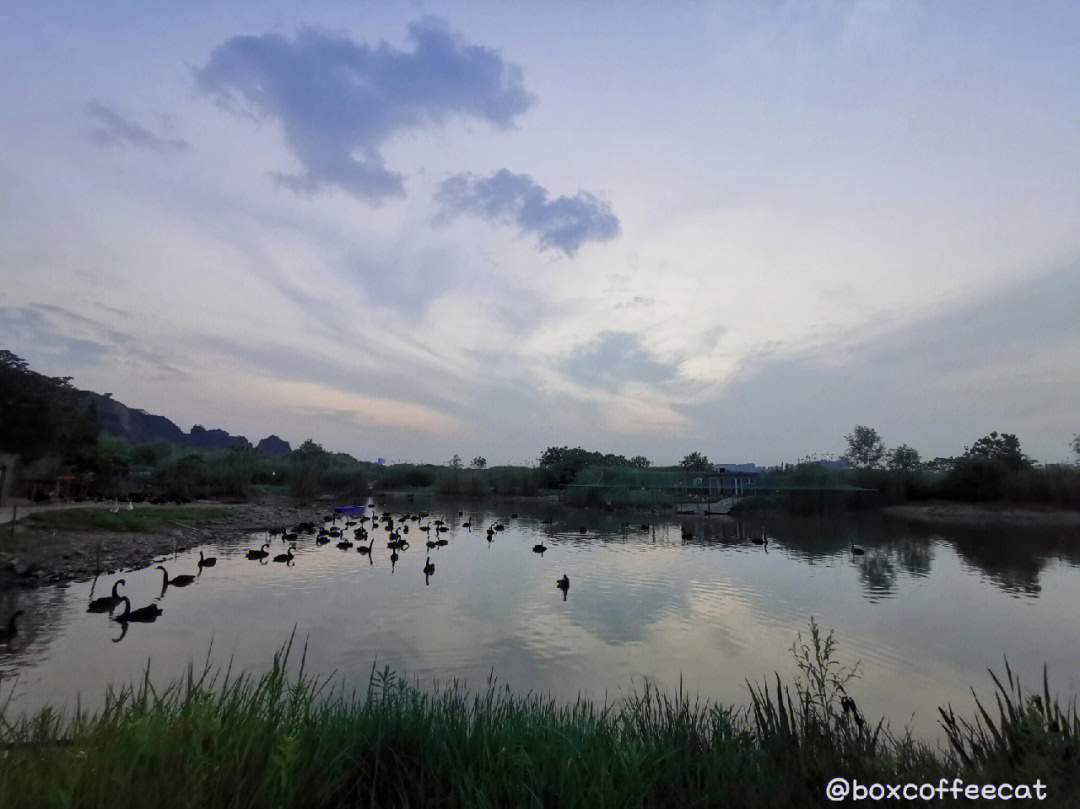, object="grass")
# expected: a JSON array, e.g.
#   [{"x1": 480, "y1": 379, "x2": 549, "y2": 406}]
[
  {"x1": 0, "y1": 623, "x2": 1076, "y2": 808},
  {"x1": 25, "y1": 507, "x2": 237, "y2": 533}
]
